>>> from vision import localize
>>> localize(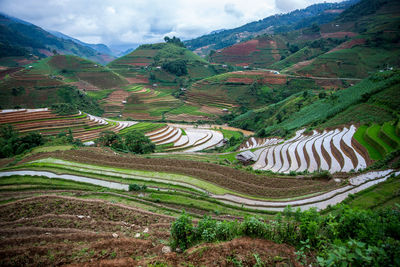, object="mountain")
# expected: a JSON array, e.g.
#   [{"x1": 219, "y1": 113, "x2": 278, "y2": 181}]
[
  {"x1": 184, "y1": 0, "x2": 360, "y2": 57},
  {"x1": 0, "y1": 13, "x2": 114, "y2": 65},
  {"x1": 207, "y1": 0, "x2": 400, "y2": 79},
  {"x1": 48, "y1": 30, "x2": 116, "y2": 57},
  {"x1": 107, "y1": 41, "x2": 231, "y2": 121}
]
